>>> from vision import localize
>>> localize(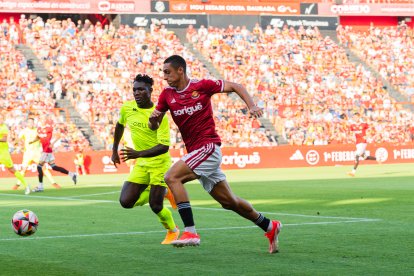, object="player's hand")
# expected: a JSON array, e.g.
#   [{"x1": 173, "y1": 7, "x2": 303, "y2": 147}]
[
  {"x1": 111, "y1": 151, "x2": 121, "y2": 168},
  {"x1": 148, "y1": 110, "x2": 162, "y2": 130},
  {"x1": 120, "y1": 147, "x2": 140, "y2": 162},
  {"x1": 249, "y1": 105, "x2": 263, "y2": 118}
]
